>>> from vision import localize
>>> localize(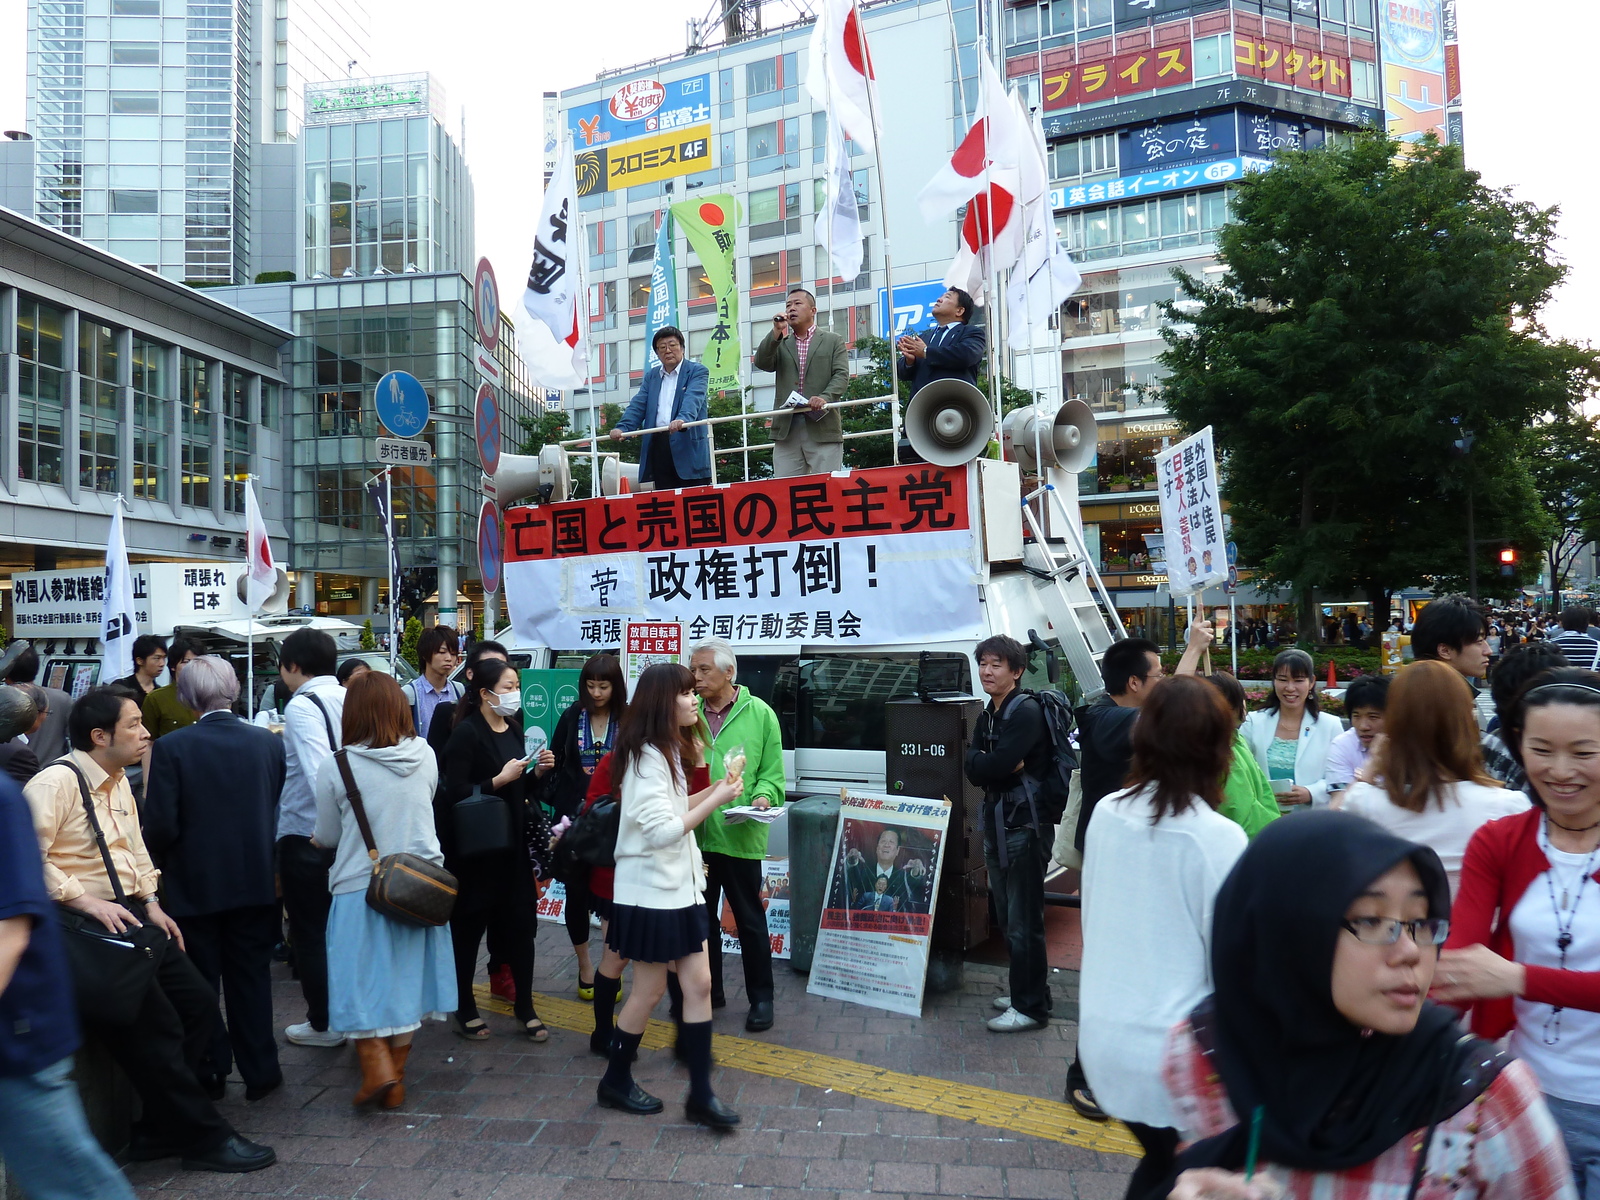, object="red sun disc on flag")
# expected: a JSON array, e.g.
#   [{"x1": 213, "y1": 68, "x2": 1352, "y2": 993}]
[
  {"x1": 699, "y1": 202, "x2": 725, "y2": 225},
  {"x1": 842, "y1": 8, "x2": 876, "y2": 79},
  {"x1": 950, "y1": 119, "x2": 990, "y2": 178},
  {"x1": 961, "y1": 186, "x2": 1016, "y2": 251}
]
